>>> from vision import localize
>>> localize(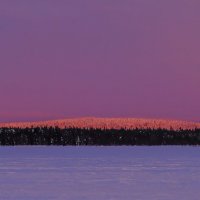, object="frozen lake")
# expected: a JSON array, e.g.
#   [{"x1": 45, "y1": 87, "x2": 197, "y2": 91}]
[{"x1": 0, "y1": 147, "x2": 200, "y2": 200}]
